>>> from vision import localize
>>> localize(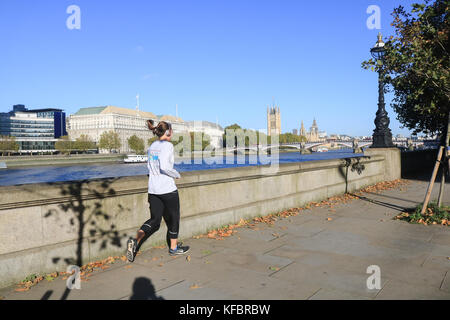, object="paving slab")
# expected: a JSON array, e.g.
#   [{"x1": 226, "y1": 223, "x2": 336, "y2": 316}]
[
  {"x1": 308, "y1": 287, "x2": 372, "y2": 300},
  {"x1": 1, "y1": 177, "x2": 449, "y2": 300},
  {"x1": 375, "y1": 279, "x2": 450, "y2": 300}
]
